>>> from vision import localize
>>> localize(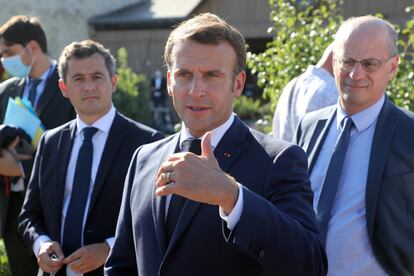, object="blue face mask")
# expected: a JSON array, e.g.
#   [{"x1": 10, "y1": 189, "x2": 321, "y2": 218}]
[{"x1": 1, "y1": 52, "x2": 32, "y2": 77}]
